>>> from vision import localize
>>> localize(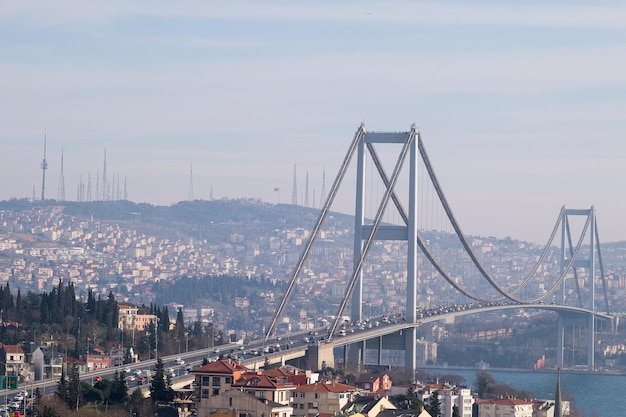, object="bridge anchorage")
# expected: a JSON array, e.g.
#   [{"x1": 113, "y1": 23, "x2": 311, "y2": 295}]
[{"x1": 266, "y1": 124, "x2": 613, "y2": 373}]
